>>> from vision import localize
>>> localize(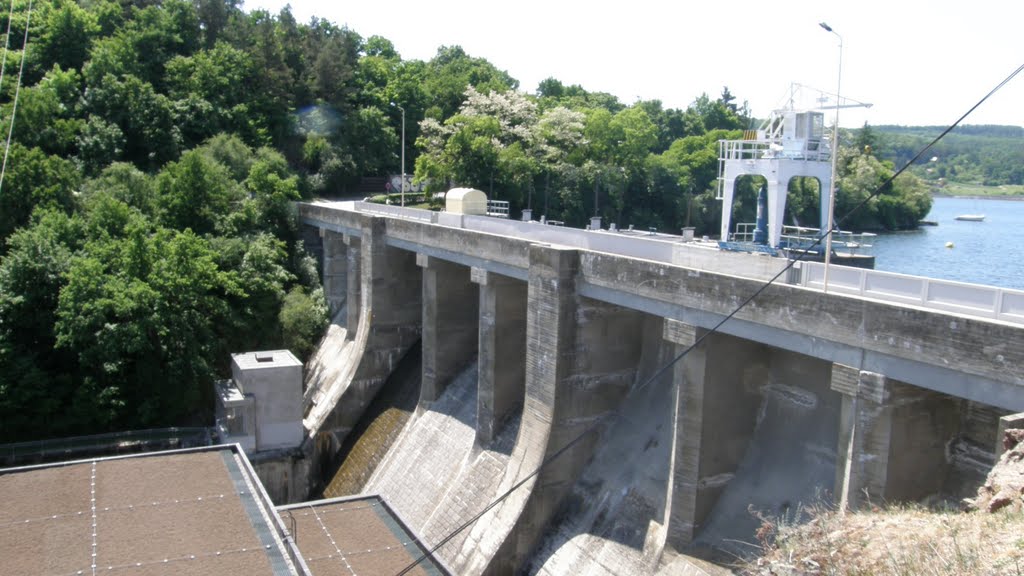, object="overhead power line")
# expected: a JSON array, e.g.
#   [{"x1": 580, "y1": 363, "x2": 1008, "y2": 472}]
[
  {"x1": 0, "y1": 0, "x2": 33, "y2": 198},
  {"x1": 0, "y1": 0, "x2": 16, "y2": 96}
]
